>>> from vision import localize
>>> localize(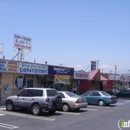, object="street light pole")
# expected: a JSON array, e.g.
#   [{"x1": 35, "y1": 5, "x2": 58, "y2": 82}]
[{"x1": 113, "y1": 65, "x2": 118, "y2": 74}]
